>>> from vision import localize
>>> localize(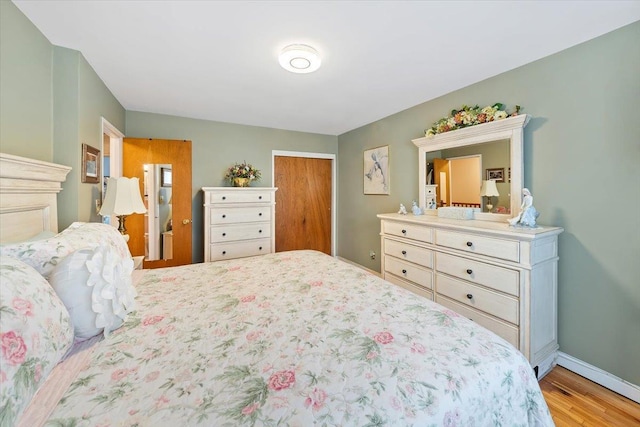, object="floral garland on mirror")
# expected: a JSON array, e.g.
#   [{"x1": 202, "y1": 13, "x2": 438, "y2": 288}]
[{"x1": 425, "y1": 103, "x2": 521, "y2": 137}]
